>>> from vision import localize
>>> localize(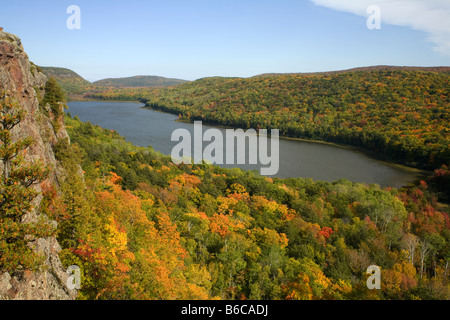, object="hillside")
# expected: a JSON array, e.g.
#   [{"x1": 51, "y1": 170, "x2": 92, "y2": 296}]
[
  {"x1": 133, "y1": 69, "x2": 449, "y2": 171},
  {"x1": 83, "y1": 68, "x2": 450, "y2": 170},
  {"x1": 93, "y1": 75, "x2": 188, "y2": 88},
  {"x1": 253, "y1": 65, "x2": 450, "y2": 78},
  {"x1": 40, "y1": 66, "x2": 88, "y2": 80},
  {"x1": 40, "y1": 66, "x2": 92, "y2": 96},
  {"x1": 38, "y1": 67, "x2": 188, "y2": 99}
]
